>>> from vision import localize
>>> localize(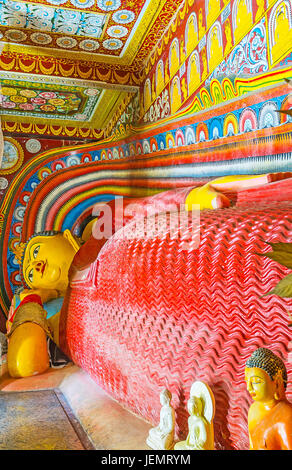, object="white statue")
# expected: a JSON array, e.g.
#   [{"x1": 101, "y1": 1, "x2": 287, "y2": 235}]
[
  {"x1": 146, "y1": 389, "x2": 175, "y2": 450},
  {"x1": 174, "y1": 381, "x2": 215, "y2": 450}
]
